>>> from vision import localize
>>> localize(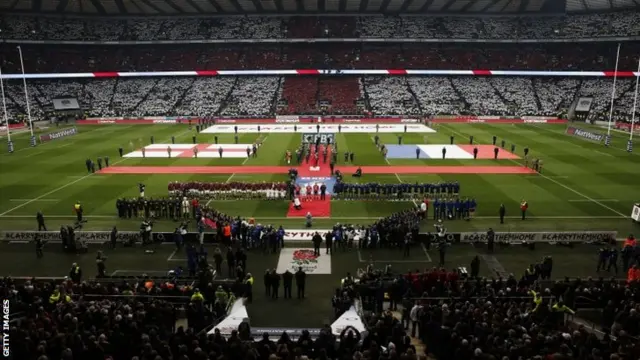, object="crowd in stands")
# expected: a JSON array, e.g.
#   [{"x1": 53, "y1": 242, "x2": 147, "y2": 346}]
[
  {"x1": 356, "y1": 262, "x2": 640, "y2": 359},
  {"x1": 2, "y1": 12, "x2": 640, "y2": 41},
  {"x1": 2, "y1": 271, "x2": 244, "y2": 359},
  {"x1": 3, "y1": 75, "x2": 636, "y2": 123},
  {"x1": 3, "y1": 43, "x2": 639, "y2": 74}
]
